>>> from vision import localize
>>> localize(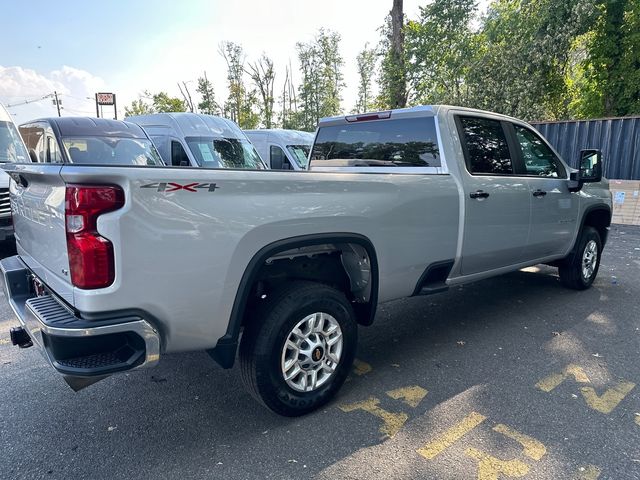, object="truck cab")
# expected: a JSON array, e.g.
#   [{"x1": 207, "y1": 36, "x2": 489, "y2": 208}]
[
  {"x1": 244, "y1": 129, "x2": 314, "y2": 170},
  {"x1": 125, "y1": 113, "x2": 266, "y2": 169}
]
